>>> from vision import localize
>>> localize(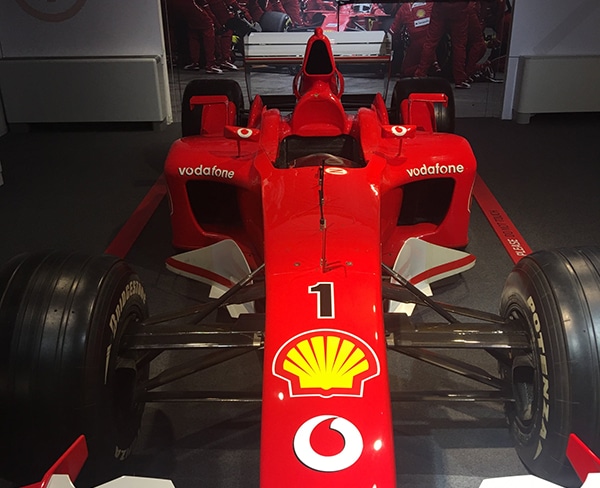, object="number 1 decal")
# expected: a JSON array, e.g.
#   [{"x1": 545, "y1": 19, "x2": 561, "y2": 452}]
[{"x1": 309, "y1": 282, "x2": 335, "y2": 319}]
